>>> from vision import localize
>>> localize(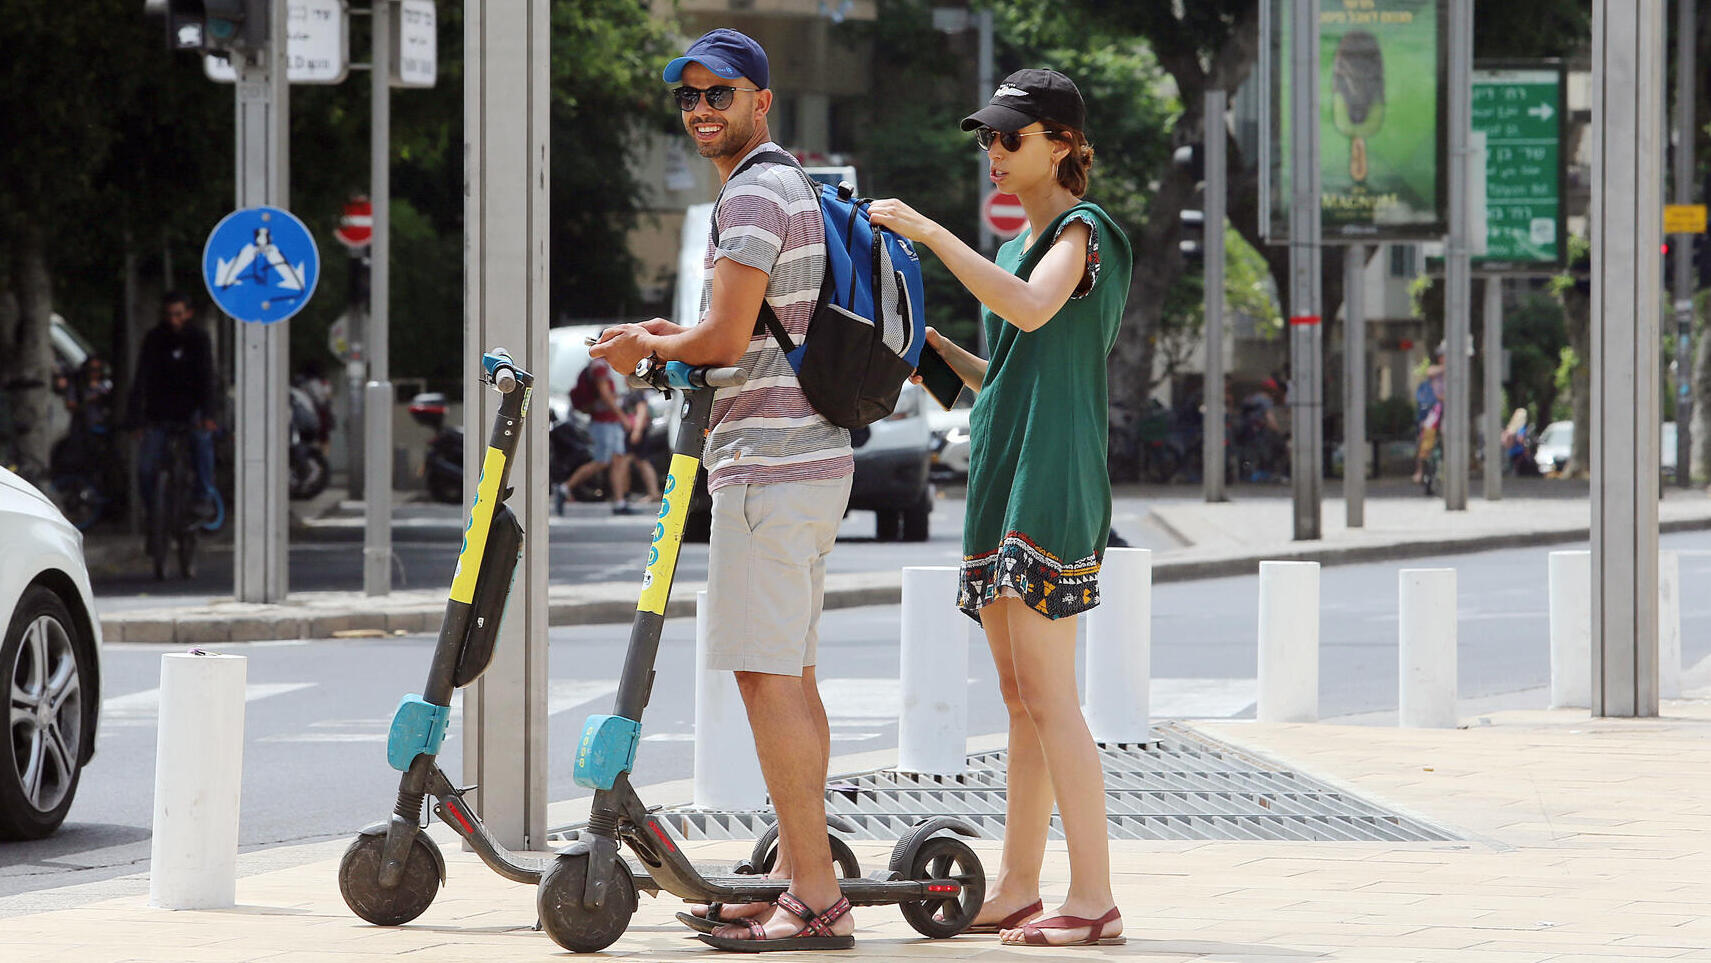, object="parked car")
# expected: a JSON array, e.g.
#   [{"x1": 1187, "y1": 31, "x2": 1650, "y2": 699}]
[
  {"x1": 1534, "y1": 420, "x2": 1573, "y2": 475},
  {"x1": 927, "y1": 399, "x2": 972, "y2": 481},
  {"x1": 849, "y1": 383, "x2": 934, "y2": 542},
  {"x1": 0, "y1": 466, "x2": 102, "y2": 839}
]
